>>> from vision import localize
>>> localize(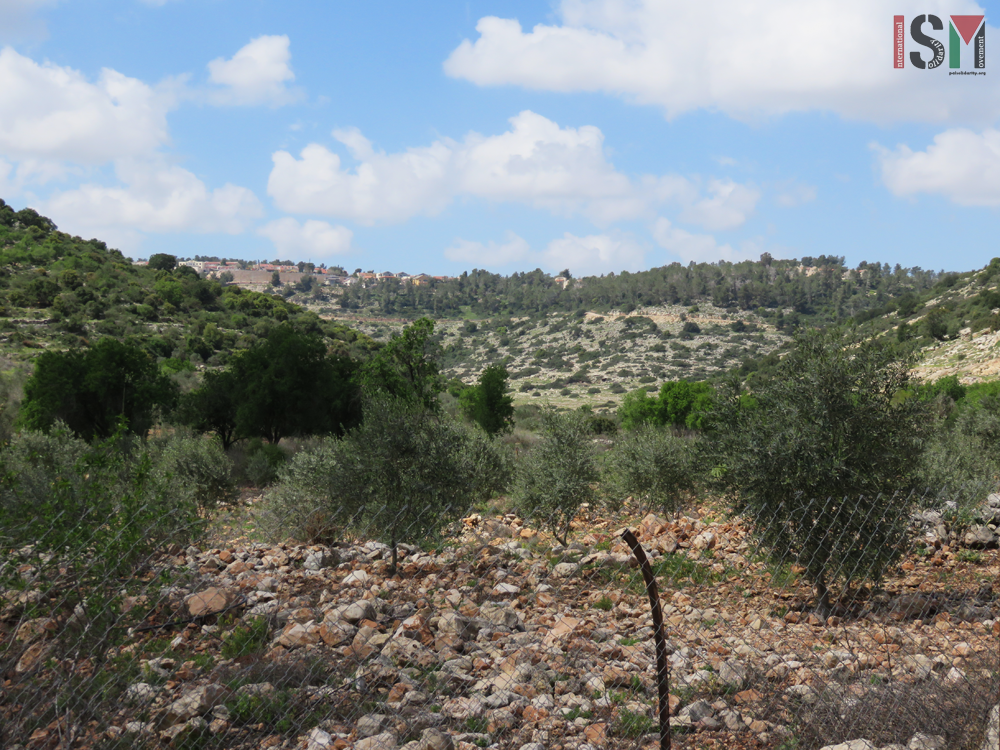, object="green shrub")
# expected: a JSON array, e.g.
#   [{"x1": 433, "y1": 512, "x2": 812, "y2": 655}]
[
  {"x1": 148, "y1": 430, "x2": 235, "y2": 509},
  {"x1": 604, "y1": 426, "x2": 698, "y2": 516},
  {"x1": 221, "y1": 617, "x2": 271, "y2": 659},
  {"x1": 511, "y1": 409, "x2": 598, "y2": 545},
  {"x1": 0, "y1": 425, "x2": 204, "y2": 660}
]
